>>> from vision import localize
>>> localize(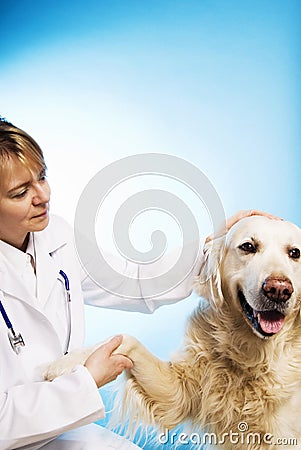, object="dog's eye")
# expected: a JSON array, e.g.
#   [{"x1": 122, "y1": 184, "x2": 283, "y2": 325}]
[
  {"x1": 239, "y1": 242, "x2": 257, "y2": 253},
  {"x1": 288, "y1": 248, "x2": 300, "y2": 259}
]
